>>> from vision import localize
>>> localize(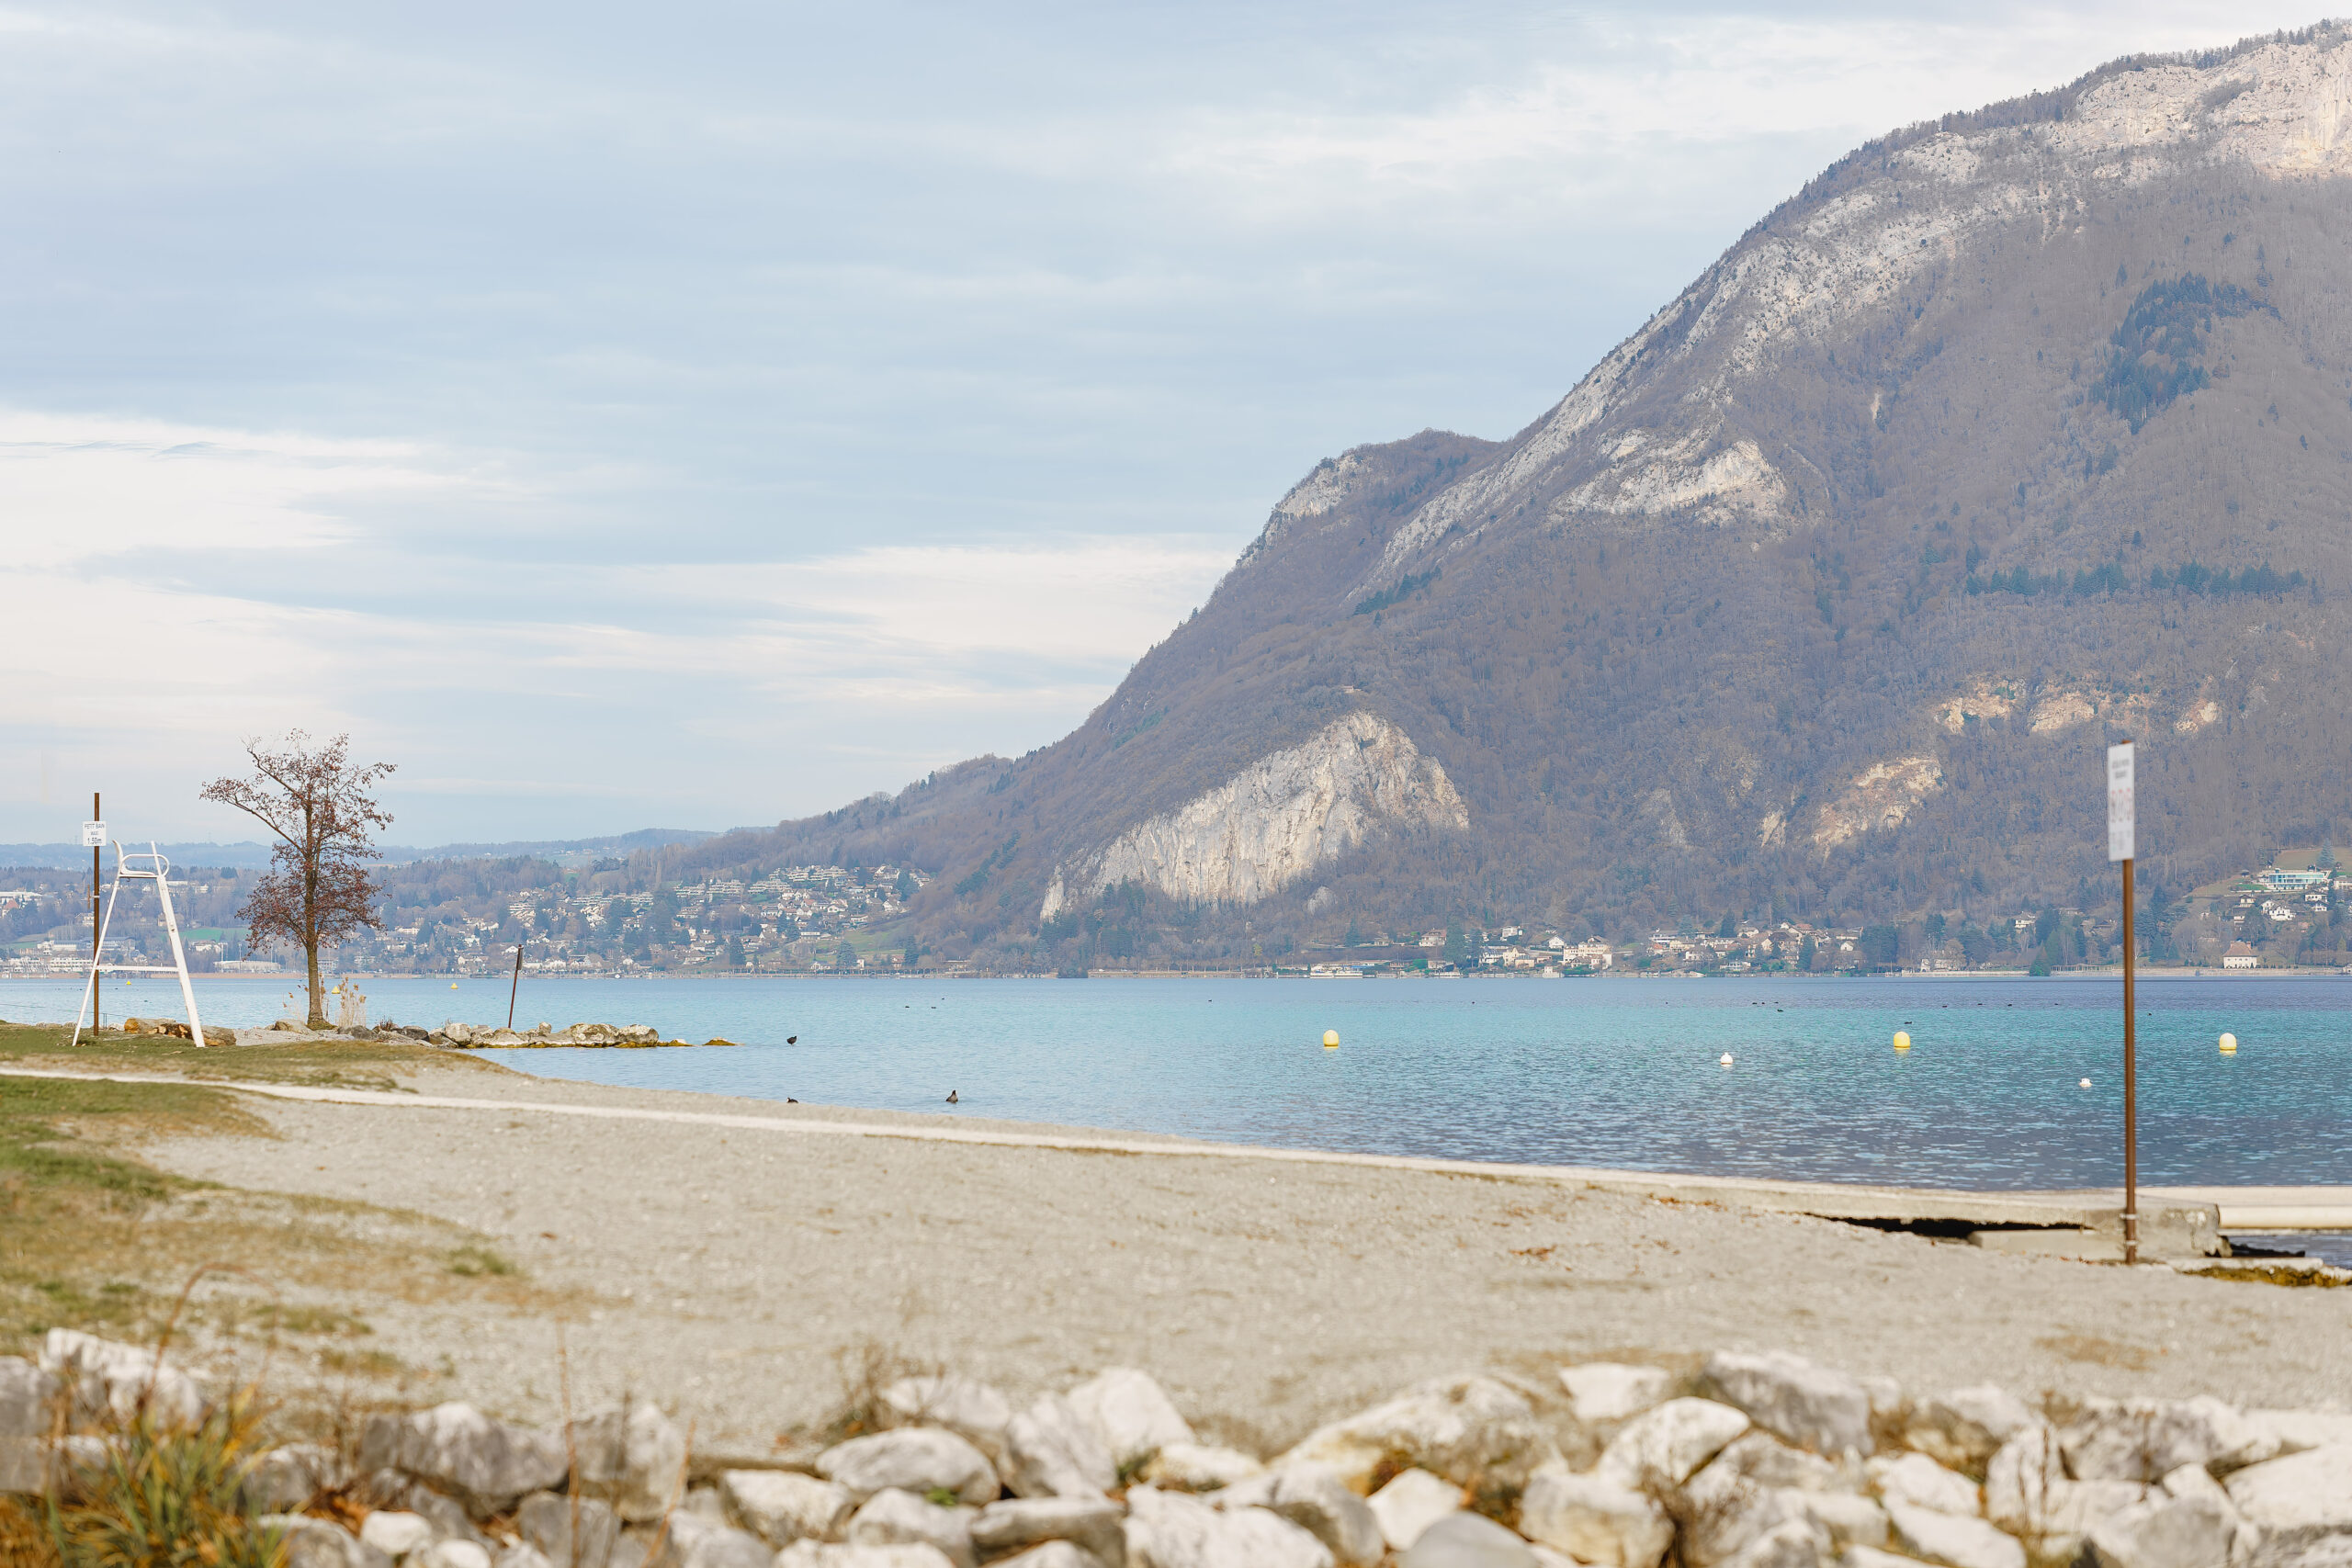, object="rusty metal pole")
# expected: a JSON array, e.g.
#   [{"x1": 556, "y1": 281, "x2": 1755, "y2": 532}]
[
  {"x1": 507, "y1": 942, "x2": 524, "y2": 1031},
  {"x1": 2123, "y1": 854, "x2": 2138, "y2": 1265},
  {"x1": 2108, "y1": 741, "x2": 2139, "y2": 1266}
]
